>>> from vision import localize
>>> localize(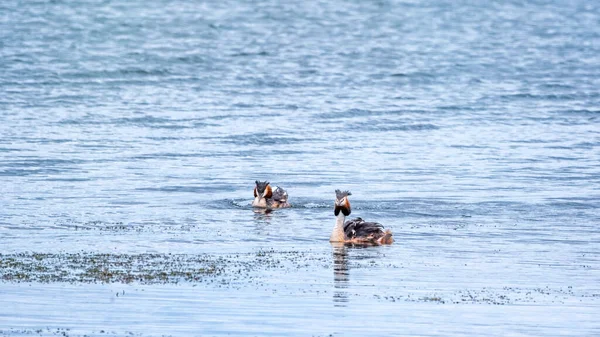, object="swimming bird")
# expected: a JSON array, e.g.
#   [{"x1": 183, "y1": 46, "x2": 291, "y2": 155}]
[
  {"x1": 252, "y1": 180, "x2": 291, "y2": 208},
  {"x1": 331, "y1": 190, "x2": 393, "y2": 245}
]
